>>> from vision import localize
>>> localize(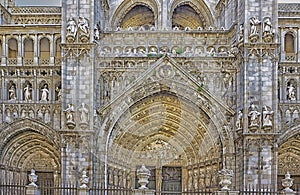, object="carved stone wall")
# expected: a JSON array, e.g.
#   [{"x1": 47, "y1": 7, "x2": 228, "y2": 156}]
[{"x1": 0, "y1": 0, "x2": 300, "y2": 192}]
